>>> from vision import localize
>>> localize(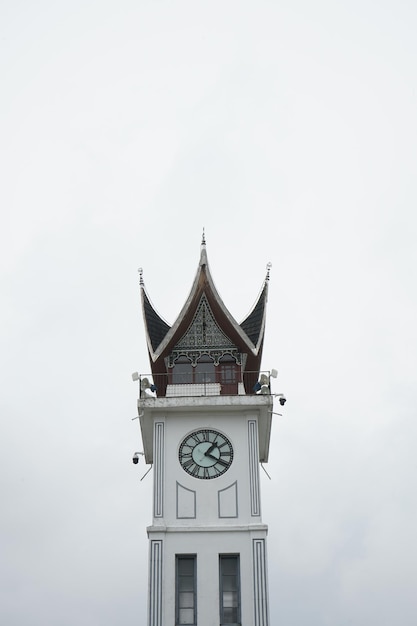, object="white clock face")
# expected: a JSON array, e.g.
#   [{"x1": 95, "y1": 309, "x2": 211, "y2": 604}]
[{"x1": 179, "y1": 429, "x2": 234, "y2": 479}]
